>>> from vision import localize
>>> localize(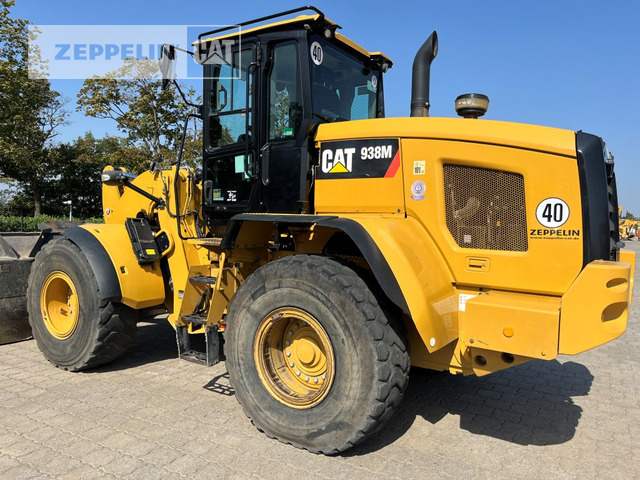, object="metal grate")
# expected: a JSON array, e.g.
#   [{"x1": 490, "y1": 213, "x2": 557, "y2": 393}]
[
  {"x1": 604, "y1": 147, "x2": 619, "y2": 260},
  {"x1": 444, "y1": 164, "x2": 528, "y2": 252}
]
